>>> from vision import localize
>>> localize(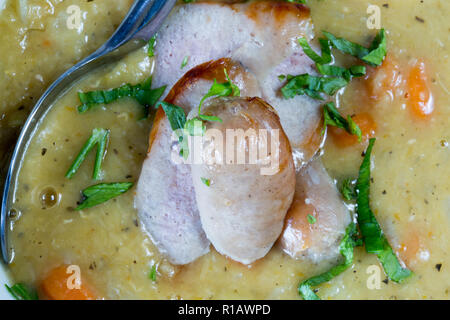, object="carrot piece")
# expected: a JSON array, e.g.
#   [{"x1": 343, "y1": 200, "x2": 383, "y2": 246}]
[
  {"x1": 407, "y1": 60, "x2": 434, "y2": 118},
  {"x1": 399, "y1": 231, "x2": 424, "y2": 268},
  {"x1": 279, "y1": 200, "x2": 317, "y2": 255},
  {"x1": 330, "y1": 112, "x2": 376, "y2": 147},
  {"x1": 40, "y1": 265, "x2": 97, "y2": 300},
  {"x1": 366, "y1": 55, "x2": 403, "y2": 101}
]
